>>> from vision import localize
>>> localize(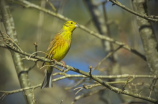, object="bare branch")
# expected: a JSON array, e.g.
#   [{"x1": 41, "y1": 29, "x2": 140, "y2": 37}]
[
  {"x1": 9, "y1": 0, "x2": 146, "y2": 61},
  {"x1": 109, "y1": 0, "x2": 158, "y2": 22},
  {"x1": 93, "y1": 46, "x2": 122, "y2": 71},
  {"x1": 132, "y1": 0, "x2": 158, "y2": 75},
  {"x1": 0, "y1": 43, "x2": 157, "y2": 103},
  {"x1": 71, "y1": 88, "x2": 106, "y2": 104},
  {"x1": 0, "y1": 1, "x2": 35, "y2": 104}
]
